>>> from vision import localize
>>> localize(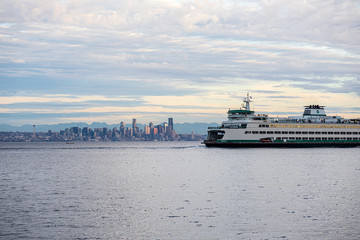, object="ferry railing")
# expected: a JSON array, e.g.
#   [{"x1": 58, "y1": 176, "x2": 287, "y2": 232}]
[{"x1": 269, "y1": 119, "x2": 360, "y2": 124}]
